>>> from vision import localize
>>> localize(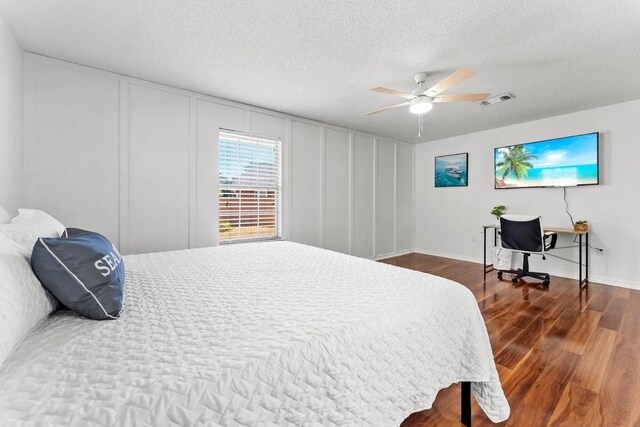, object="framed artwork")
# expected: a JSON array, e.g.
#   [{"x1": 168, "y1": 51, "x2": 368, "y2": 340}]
[{"x1": 435, "y1": 152, "x2": 468, "y2": 187}]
